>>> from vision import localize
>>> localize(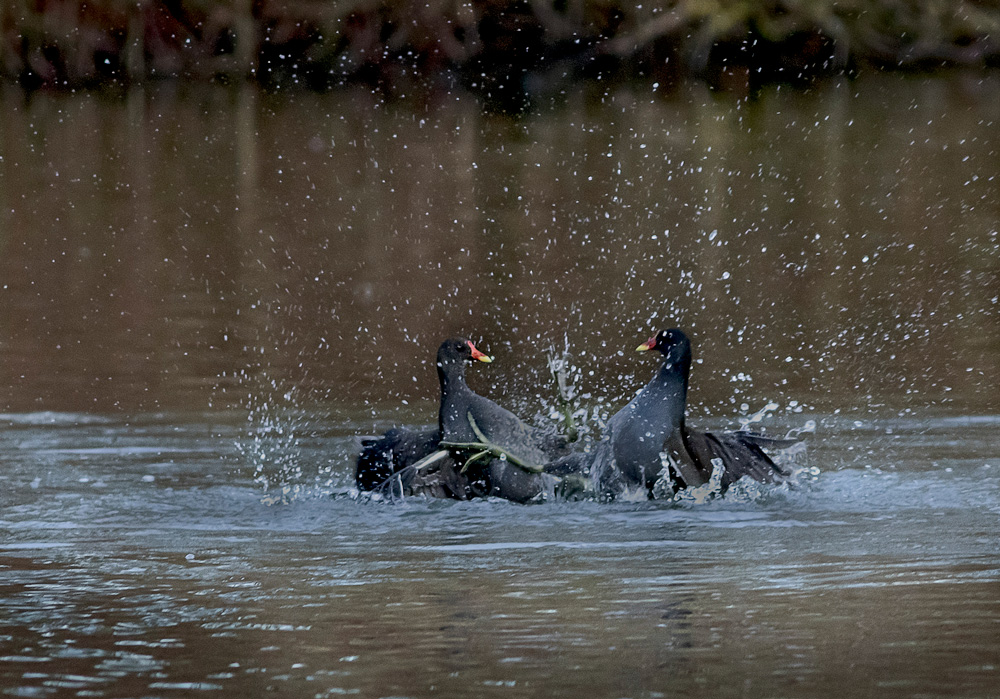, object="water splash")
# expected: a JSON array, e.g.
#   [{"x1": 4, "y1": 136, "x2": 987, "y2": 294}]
[
  {"x1": 543, "y1": 339, "x2": 589, "y2": 444},
  {"x1": 737, "y1": 401, "x2": 780, "y2": 430},
  {"x1": 783, "y1": 418, "x2": 815, "y2": 439},
  {"x1": 672, "y1": 457, "x2": 726, "y2": 505},
  {"x1": 236, "y1": 379, "x2": 339, "y2": 504}
]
